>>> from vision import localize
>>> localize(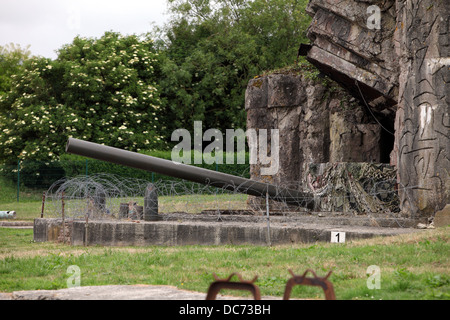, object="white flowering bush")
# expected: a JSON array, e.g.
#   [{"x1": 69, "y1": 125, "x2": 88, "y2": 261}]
[{"x1": 0, "y1": 32, "x2": 165, "y2": 164}]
